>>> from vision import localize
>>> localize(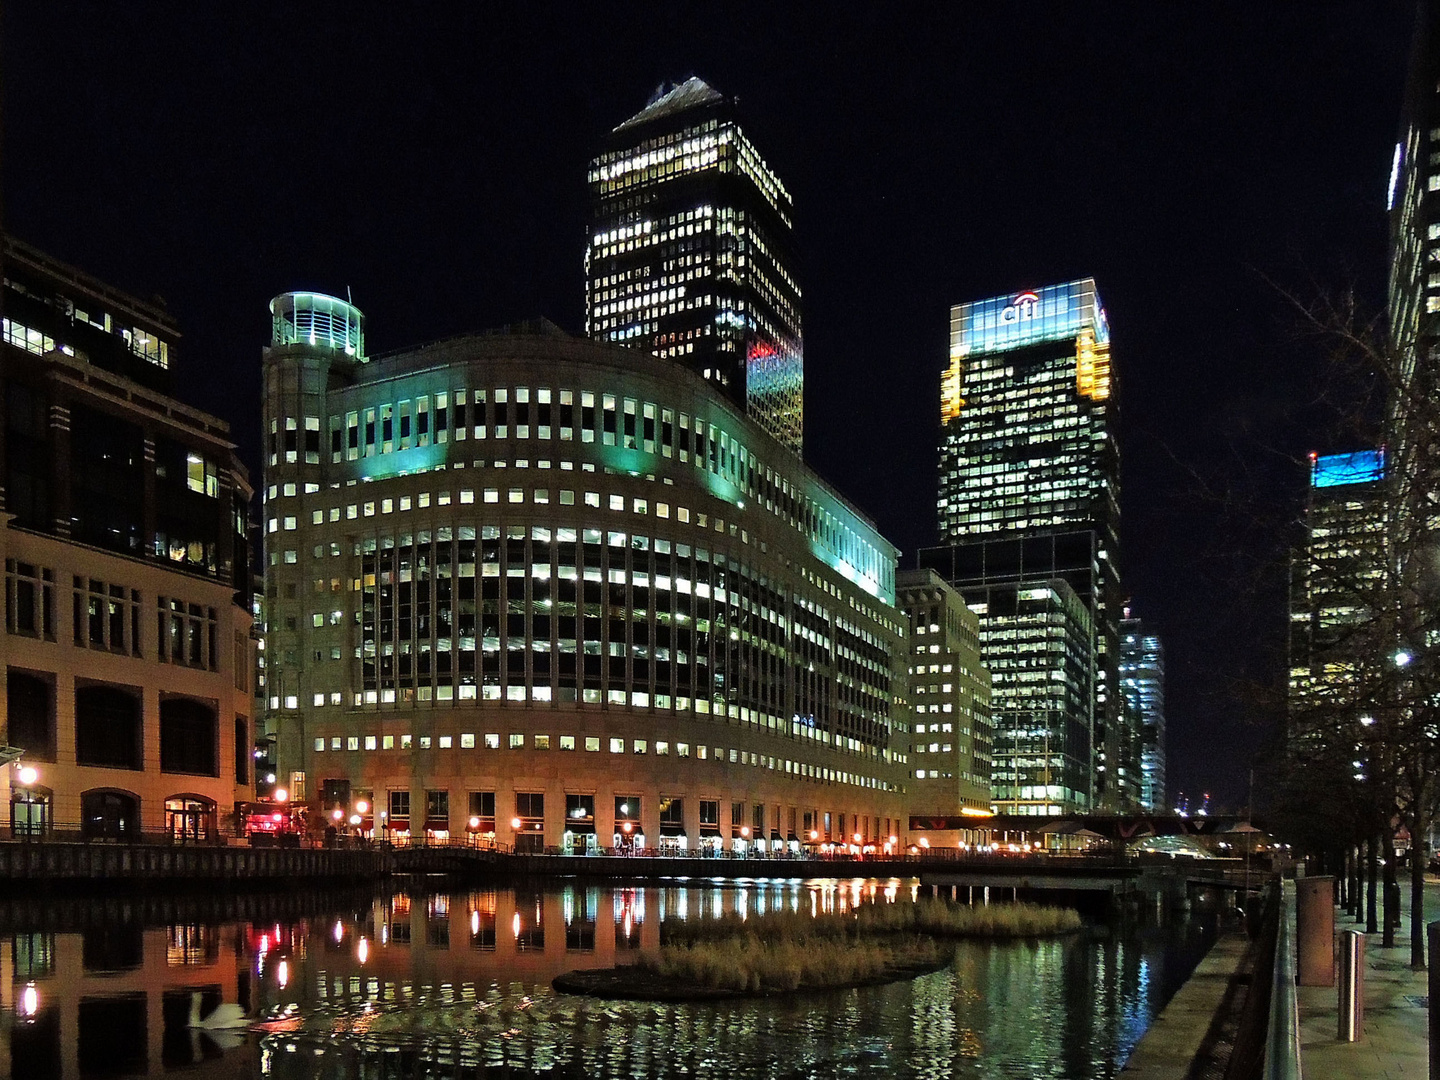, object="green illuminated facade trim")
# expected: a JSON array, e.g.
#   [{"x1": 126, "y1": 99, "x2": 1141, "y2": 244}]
[{"x1": 261, "y1": 307, "x2": 909, "y2": 849}]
